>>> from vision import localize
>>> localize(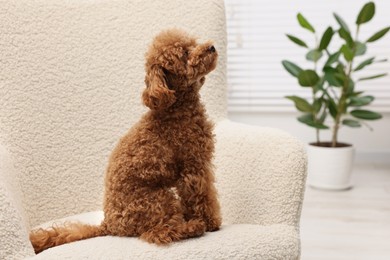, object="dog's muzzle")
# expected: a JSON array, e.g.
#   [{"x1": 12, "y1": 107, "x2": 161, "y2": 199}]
[{"x1": 208, "y1": 45, "x2": 216, "y2": 53}]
